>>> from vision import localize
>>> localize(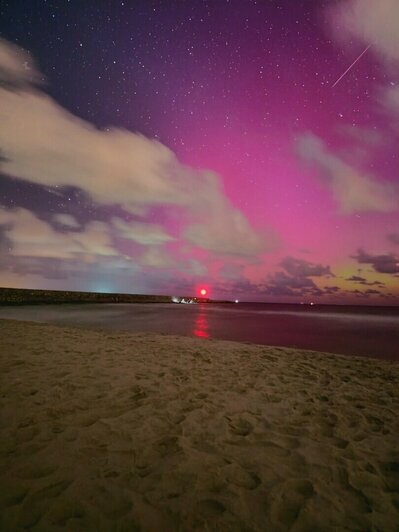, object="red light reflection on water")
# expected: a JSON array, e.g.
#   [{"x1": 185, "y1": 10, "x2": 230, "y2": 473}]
[{"x1": 193, "y1": 305, "x2": 209, "y2": 339}]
